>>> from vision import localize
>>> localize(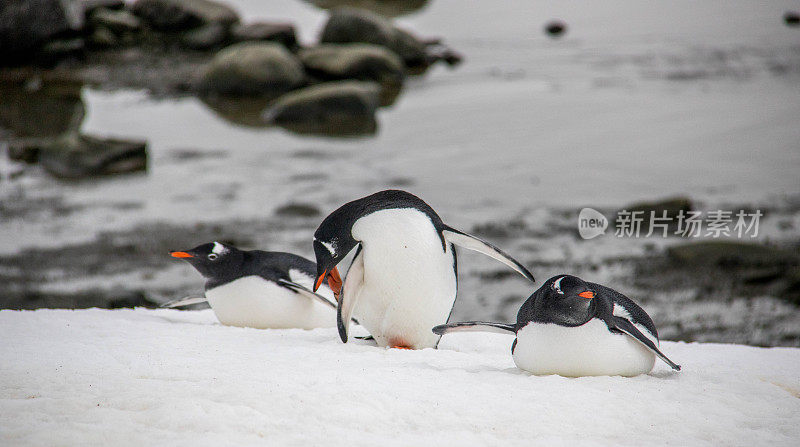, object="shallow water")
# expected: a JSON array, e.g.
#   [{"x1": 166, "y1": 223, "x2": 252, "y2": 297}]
[{"x1": 1, "y1": 0, "x2": 799, "y2": 345}]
